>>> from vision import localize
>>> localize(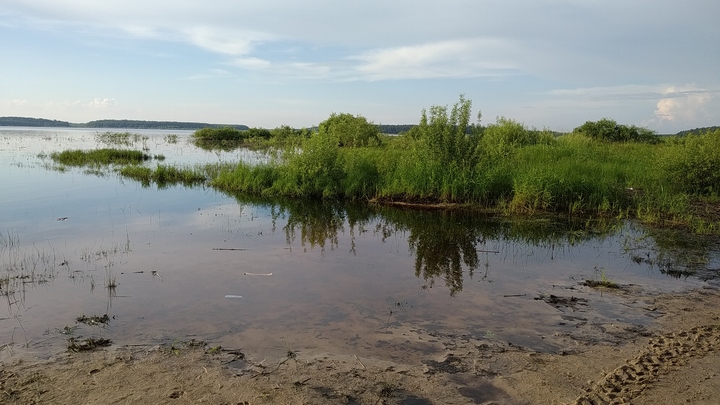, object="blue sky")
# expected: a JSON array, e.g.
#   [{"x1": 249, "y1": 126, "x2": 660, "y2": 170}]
[{"x1": 1, "y1": 1, "x2": 718, "y2": 133}]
